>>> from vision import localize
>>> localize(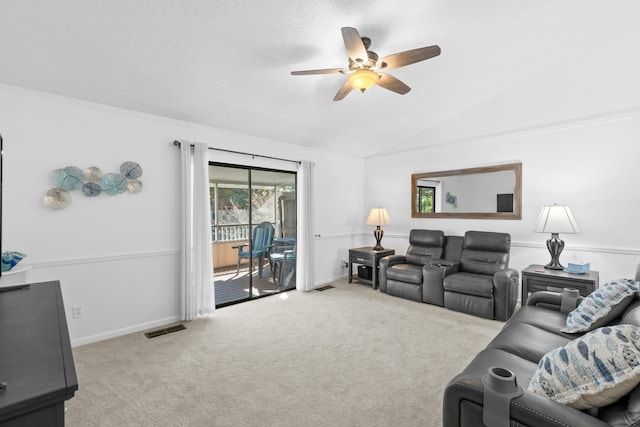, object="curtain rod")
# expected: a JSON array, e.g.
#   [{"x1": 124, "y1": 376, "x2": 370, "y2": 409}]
[{"x1": 173, "y1": 140, "x2": 301, "y2": 165}]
